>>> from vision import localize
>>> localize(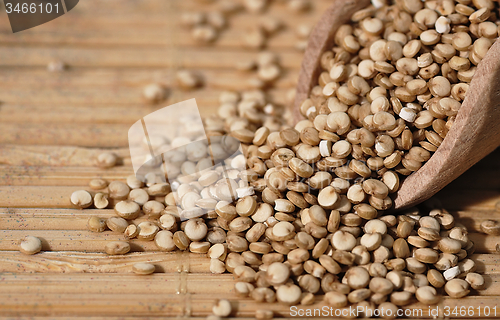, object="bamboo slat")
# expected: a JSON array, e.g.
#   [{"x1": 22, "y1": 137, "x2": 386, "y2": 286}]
[
  {"x1": 0, "y1": 88, "x2": 291, "y2": 148},
  {"x1": 462, "y1": 254, "x2": 500, "y2": 274},
  {"x1": 0, "y1": 87, "x2": 184, "y2": 106},
  {"x1": 0, "y1": 29, "x2": 312, "y2": 51},
  {"x1": 0, "y1": 105, "x2": 157, "y2": 125},
  {"x1": 0, "y1": 251, "x2": 209, "y2": 273},
  {"x1": 452, "y1": 210, "x2": 500, "y2": 232},
  {"x1": 175, "y1": 0, "x2": 332, "y2": 11},
  {"x1": 0, "y1": 166, "x2": 132, "y2": 185},
  {"x1": 0, "y1": 68, "x2": 300, "y2": 92},
  {"x1": 2, "y1": 271, "x2": 500, "y2": 296},
  {"x1": 0, "y1": 208, "x2": 118, "y2": 230},
  {"x1": 3, "y1": 205, "x2": 499, "y2": 234},
  {"x1": 0, "y1": 123, "x2": 132, "y2": 147},
  {"x1": 0, "y1": 208, "x2": 169, "y2": 230},
  {"x1": 0, "y1": 0, "x2": 331, "y2": 31},
  {"x1": 0, "y1": 86, "x2": 287, "y2": 112},
  {"x1": 0, "y1": 229, "x2": 159, "y2": 252},
  {"x1": 0, "y1": 273, "x2": 235, "y2": 295},
  {"x1": 0, "y1": 292, "x2": 499, "y2": 318},
  {"x1": 0, "y1": 47, "x2": 304, "y2": 69},
  {"x1": 0, "y1": 147, "x2": 131, "y2": 167},
  {"x1": 0, "y1": 186, "x2": 74, "y2": 208}
]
